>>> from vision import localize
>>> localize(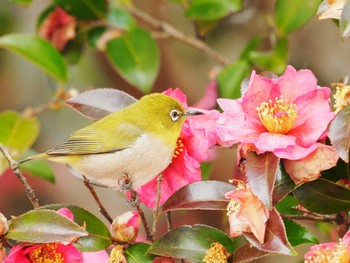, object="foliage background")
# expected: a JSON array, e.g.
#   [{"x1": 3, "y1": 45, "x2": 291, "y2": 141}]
[{"x1": 0, "y1": 0, "x2": 349, "y2": 261}]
